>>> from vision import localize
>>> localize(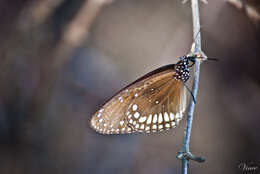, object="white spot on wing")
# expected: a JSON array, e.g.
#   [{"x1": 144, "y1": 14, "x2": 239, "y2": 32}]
[
  {"x1": 170, "y1": 113, "x2": 174, "y2": 120},
  {"x1": 153, "y1": 114, "x2": 158, "y2": 123},
  {"x1": 139, "y1": 116, "x2": 146, "y2": 123},
  {"x1": 164, "y1": 112, "x2": 169, "y2": 122},
  {"x1": 158, "y1": 113, "x2": 163, "y2": 123},
  {"x1": 132, "y1": 104, "x2": 138, "y2": 111},
  {"x1": 134, "y1": 112, "x2": 140, "y2": 119},
  {"x1": 176, "y1": 113, "x2": 180, "y2": 119},
  {"x1": 147, "y1": 114, "x2": 152, "y2": 124},
  {"x1": 118, "y1": 96, "x2": 123, "y2": 103}
]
